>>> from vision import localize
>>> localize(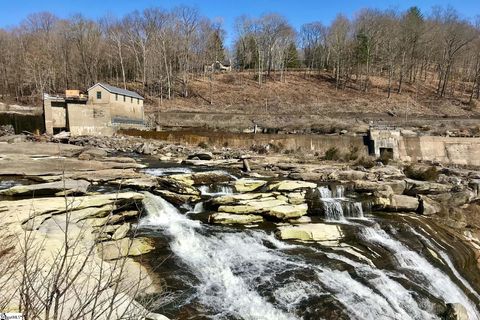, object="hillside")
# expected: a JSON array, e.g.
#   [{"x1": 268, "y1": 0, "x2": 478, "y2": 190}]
[{"x1": 144, "y1": 71, "x2": 480, "y2": 134}]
